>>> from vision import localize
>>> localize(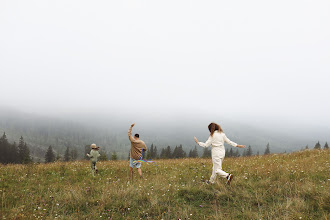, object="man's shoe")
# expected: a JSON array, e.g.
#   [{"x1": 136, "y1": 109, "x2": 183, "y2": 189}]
[{"x1": 226, "y1": 174, "x2": 234, "y2": 185}]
